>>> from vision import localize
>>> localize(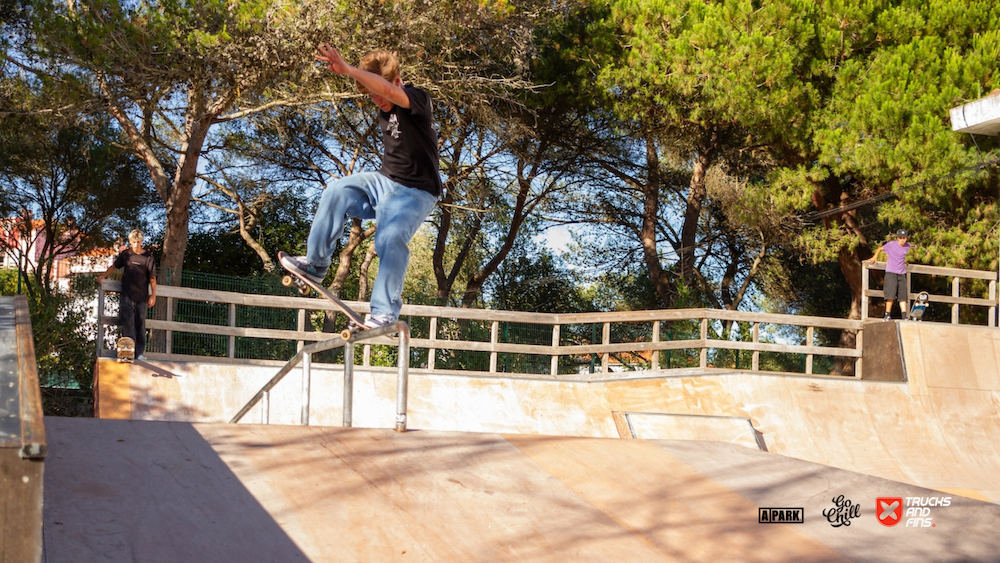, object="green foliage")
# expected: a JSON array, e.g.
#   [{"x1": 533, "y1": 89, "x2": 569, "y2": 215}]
[
  {"x1": 184, "y1": 189, "x2": 312, "y2": 276},
  {"x1": 1, "y1": 272, "x2": 99, "y2": 390},
  {"x1": 486, "y1": 245, "x2": 591, "y2": 313},
  {"x1": 768, "y1": 0, "x2": 1000, "y2": 271}
]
